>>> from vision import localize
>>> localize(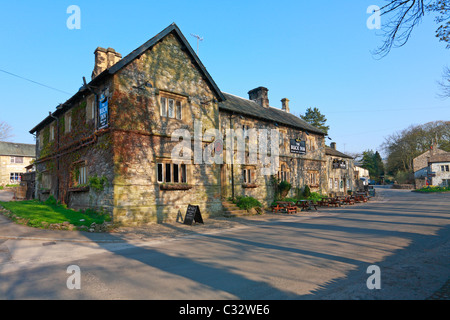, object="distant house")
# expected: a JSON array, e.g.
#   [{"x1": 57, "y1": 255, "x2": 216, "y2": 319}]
[
  {"x1": 325, "y1": 142, "x2": 355, "y2": 196},
  {"x1": 0, "y1": 141, "x2": 36, "y2": 186},
  {"x1": 413, "y1": 147, "x2": 450, "y2": 188}
]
